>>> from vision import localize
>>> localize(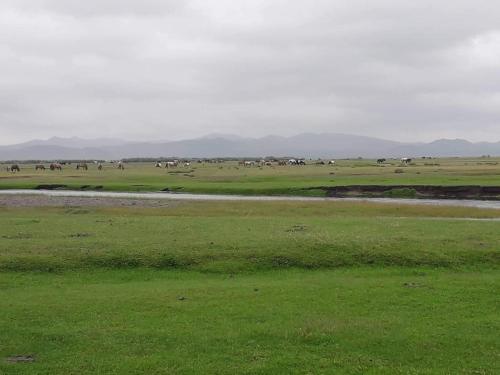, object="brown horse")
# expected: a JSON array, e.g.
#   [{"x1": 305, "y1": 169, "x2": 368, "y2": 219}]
[
  {"x1": 10, "y1": 164, "x2": 20, "y2": 172},
  {"x1": 76, "y1": 163, "x2": 88, "y2": 170},
  {"x1": 98, "y1": 163, "x2": 103, "y2": 170},
  {"x1": 50, "y1": 163, "x2": 62, "y2": 171},
  {"x1": 35, "y1": 164, "x2": 45, "y2": 170}
]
